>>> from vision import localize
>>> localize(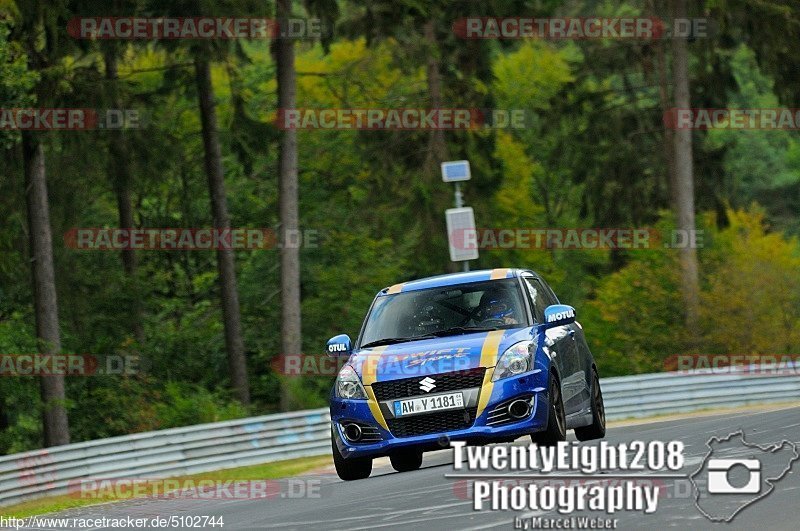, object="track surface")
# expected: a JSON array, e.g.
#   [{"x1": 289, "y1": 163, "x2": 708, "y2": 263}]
[{"x1": 20, "y1": 405, "x2": 800, "y2": 530}]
